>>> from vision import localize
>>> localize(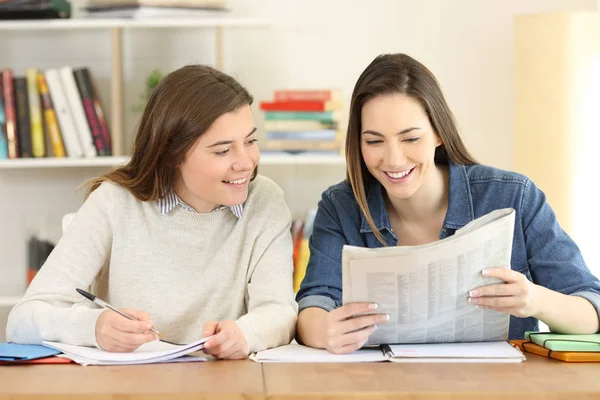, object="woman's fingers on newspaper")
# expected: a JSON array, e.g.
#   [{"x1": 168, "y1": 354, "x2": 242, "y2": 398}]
[
  {"x1": 468, "y1": 267, "x2": 539, "y2": 318},
  {"x1": 338, "y1": 313, "x2": 388, "y2": 336},
  {"x1": 331, "y1": 302, "x2": 378, "y2": 320},
  {"x1": 324, "y1": 303, "x2": 389, "y2": 354}
]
